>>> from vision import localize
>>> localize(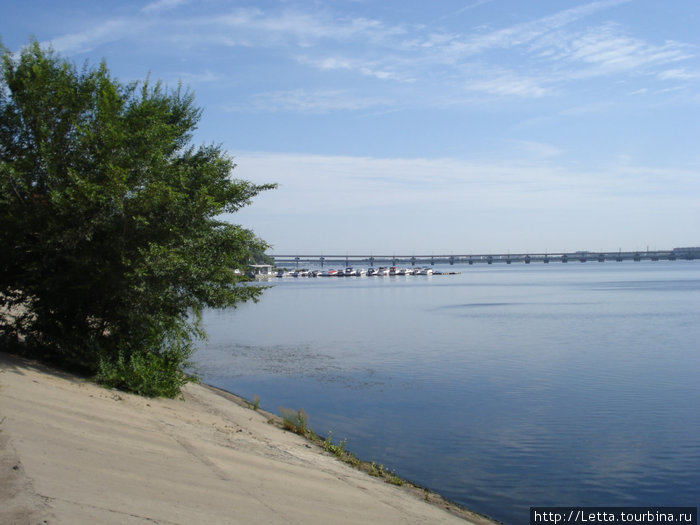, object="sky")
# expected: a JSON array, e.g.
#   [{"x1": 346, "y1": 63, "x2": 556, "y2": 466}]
[{"x1": 2, "y1": 0, "x2": 699, "y2": 255}]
